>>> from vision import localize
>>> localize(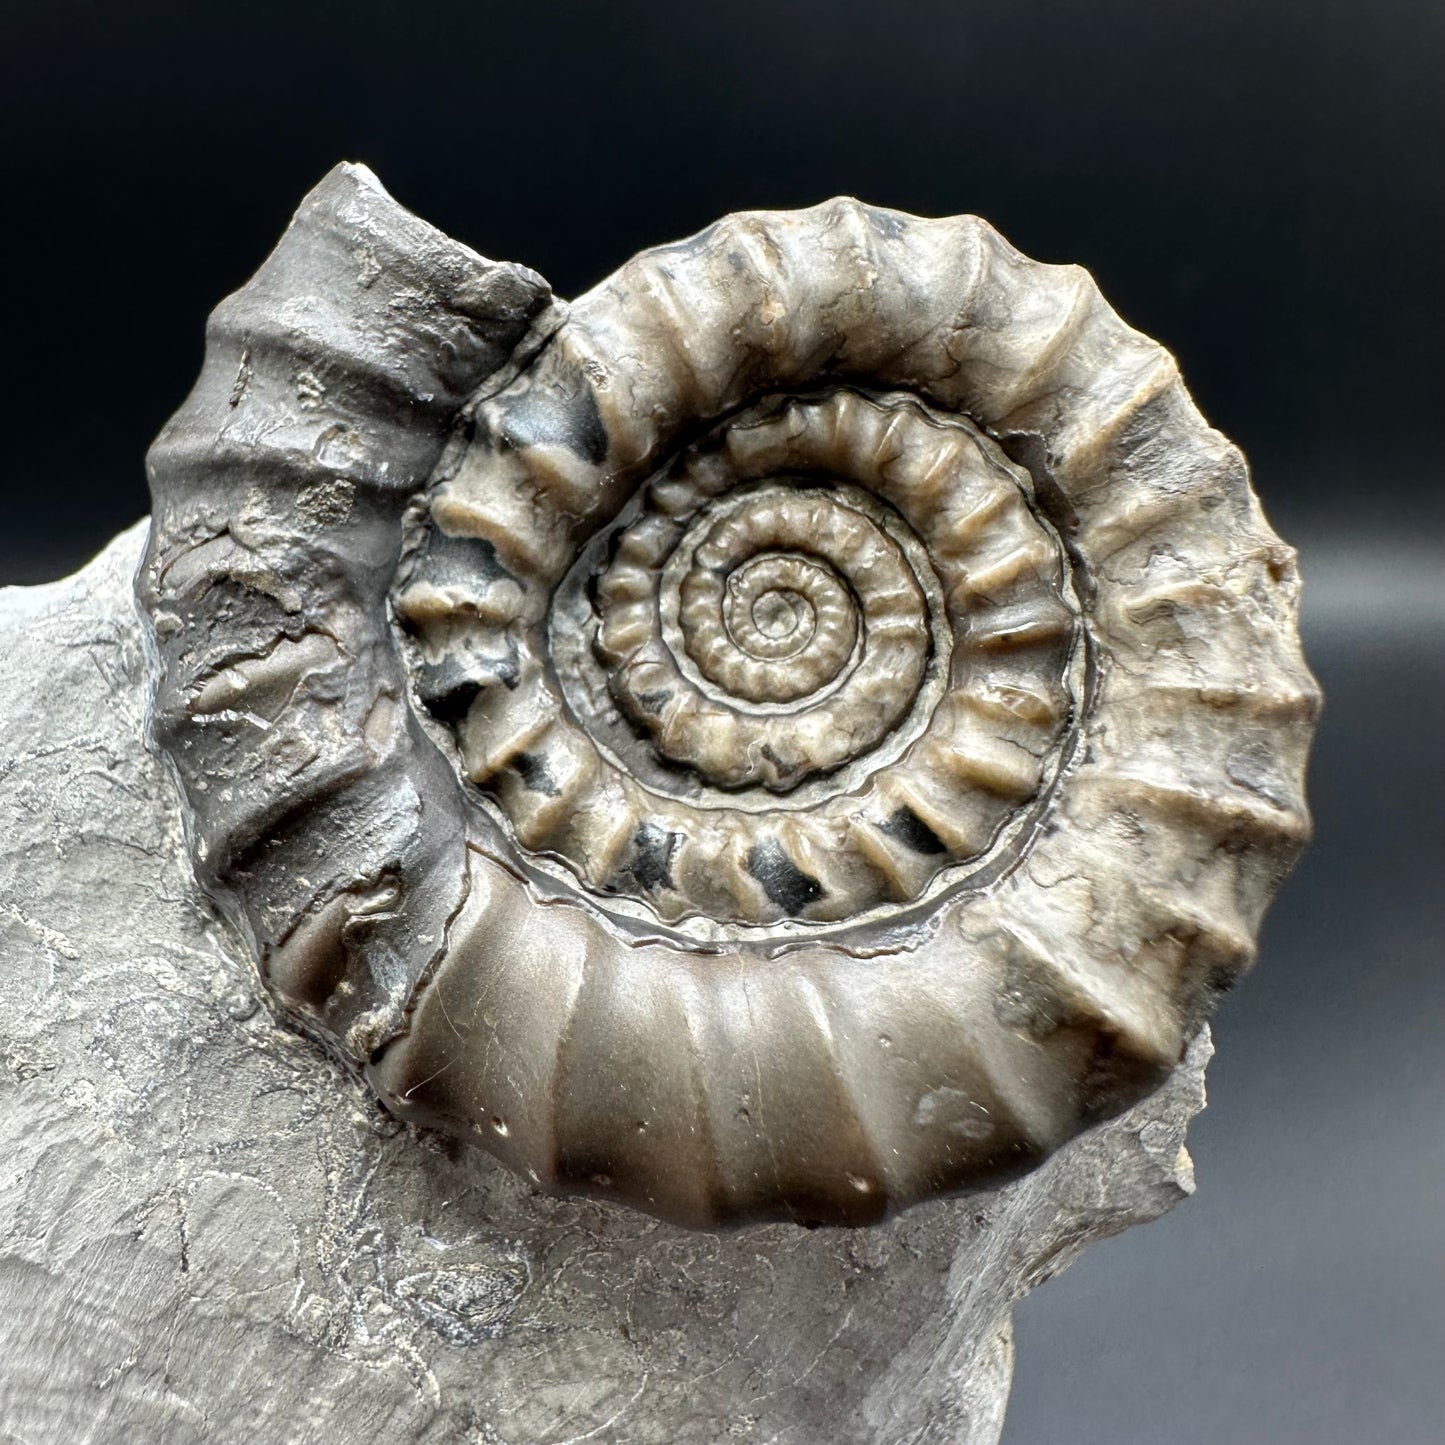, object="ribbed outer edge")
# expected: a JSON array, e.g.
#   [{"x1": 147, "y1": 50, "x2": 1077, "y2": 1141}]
[{"x1": 139, "y1": 163, "x2": 557, "y2": 1058}]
